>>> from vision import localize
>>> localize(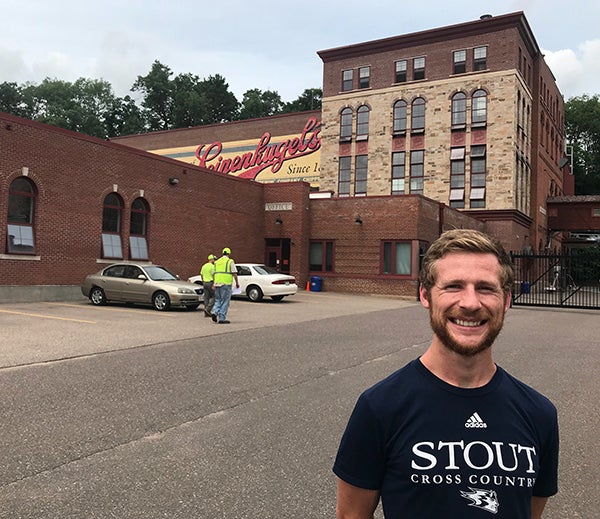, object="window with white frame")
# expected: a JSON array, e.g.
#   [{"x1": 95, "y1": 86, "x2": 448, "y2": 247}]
[
  {"x1": 7, "y1": 176, "x2": 36, "y2": 254},
  {"x1": 342, "y1": 69, "x2": 353, "y2": 91},
  {"x1": 474, "y1": 46, "x2": 487, "y2": 71},
  {"x1": 340, "y1": 107, "x2": 353, "y2": 141},
  {"x1": 338, "y1": 156, "x2": 351, "y2": 196},
  {"x1": 395, "y1": 60, "x2": 407, "y2": 83},
  {"x1": 359, "y1": 66, "x2": 370, "y2": 89},
  {"x1": 411, "y1": 97, "x2": 425, "y2": 132},
  {"x1": 450, "y1": 147, "x2": 466, "y2": 208},
  {"x1": 355, "y1": 155, "x2": 368, "y2": 196},
  {"x1": 130, "y1": 197, "x2": 149, "y2": 260},
  {"x1": 393, "y1": 100, "x2": 407, "y2": 134},
  {"x1": 409, "y1": 150, "x2": 424, "y2": 194},
  {"x1": 356, "y1": 105, "x2": 369, "y2": 140},
  {"x1": 451, "y1": 92, "x2": 467, "y2": 129},
  {"x1": 472, "y1": 89, "x2": 487, "y2": 127},
  {"x1": 413, "y1": 57, "x2": 425, "y2": 80},
  {"x1": 102, "y1": 193, "x2": 123, "y2": 258},
  {"x1": 453, "y1": 50, "x2": 467, "y2": 74},
  {"x1": 470, "y1": 145, "x2": 487, "y2": 208},
  {"x1": 391, "y1": 152, "x2": 406, "y2": 195}
]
